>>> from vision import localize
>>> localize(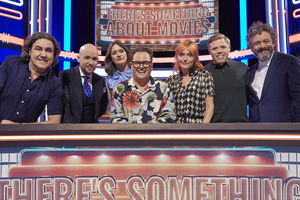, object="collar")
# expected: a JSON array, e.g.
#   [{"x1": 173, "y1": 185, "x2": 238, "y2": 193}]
[
  {"x1": 116, "y1": 66, "x2": 132, "y2": 75},
  {"x1": 209, "y1": 60, "x2": 230, "y2": 69},
  {"x1": 79, "y1": 66, "x2": 93, "y2": 79},
  {"x1": 179, "y1": 66, "x2": 198, "y2": 76},
  {"x1": 128, "y1": 76, "x2": 156, "y2": 89},
  {"x1": 27, "y1": 64, "x2": 49, "y2": 80}
]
